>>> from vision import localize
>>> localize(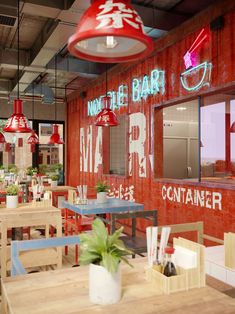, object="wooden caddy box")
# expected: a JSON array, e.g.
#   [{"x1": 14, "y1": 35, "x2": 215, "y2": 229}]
[{"x1": 146, "y1": 237, "x2": 205, "y2": 294}]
